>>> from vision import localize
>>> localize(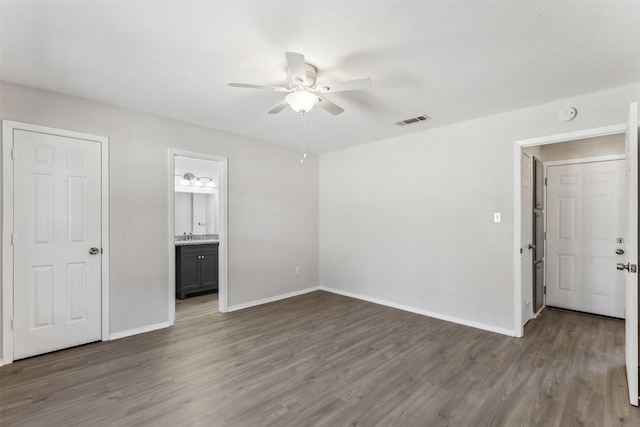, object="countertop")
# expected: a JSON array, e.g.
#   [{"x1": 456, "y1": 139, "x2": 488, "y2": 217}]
[{"x1": 175, "y1": 240, "x2": 219, "y2": 246}]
